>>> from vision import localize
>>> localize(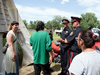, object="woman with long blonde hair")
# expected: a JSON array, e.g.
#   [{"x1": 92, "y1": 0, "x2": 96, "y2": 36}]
[{"x1": 5, "y1": 21, "x2": 20, "y2": 75}]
